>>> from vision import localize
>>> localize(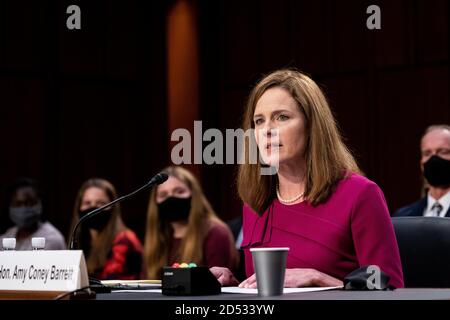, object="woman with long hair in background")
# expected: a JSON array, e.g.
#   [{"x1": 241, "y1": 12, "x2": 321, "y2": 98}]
[
  {"x1": 70, "y1": 178, "x2": 143, "y2": 280},
  {"x1": 144, "y1": 166, "x2": 237, "y2": 279}
]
